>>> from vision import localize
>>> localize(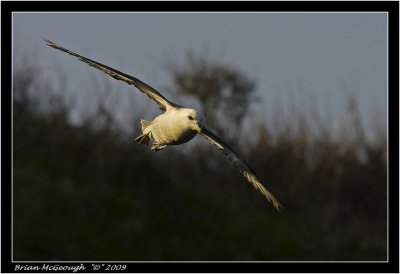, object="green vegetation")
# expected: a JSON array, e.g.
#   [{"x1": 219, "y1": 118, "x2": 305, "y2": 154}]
[{"x1": 13, "y1": 56, "x2": 386, "y2": 261}]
